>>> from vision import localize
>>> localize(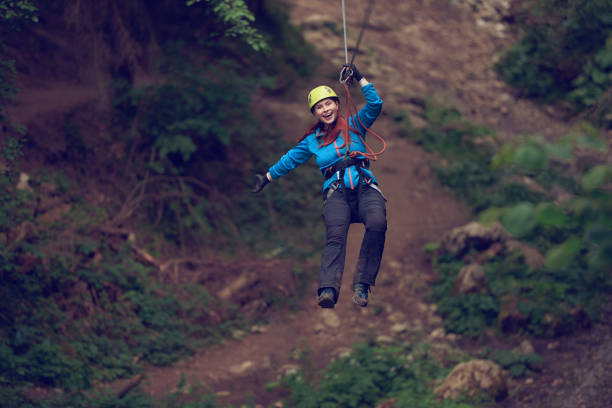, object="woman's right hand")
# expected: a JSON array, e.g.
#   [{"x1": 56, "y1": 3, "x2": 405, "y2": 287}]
[{"x1": 251, "y1": 173, "x2": 271, "y2": 194}]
